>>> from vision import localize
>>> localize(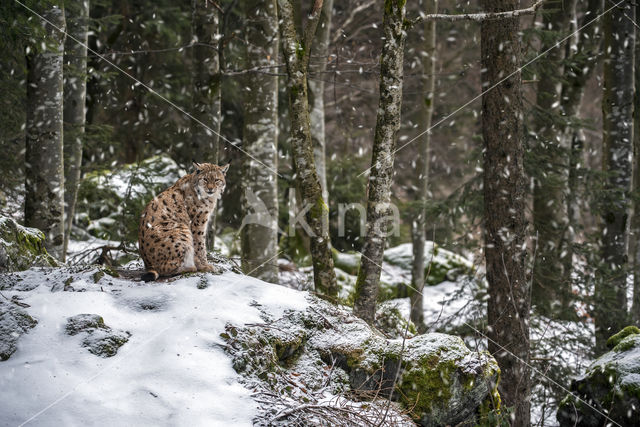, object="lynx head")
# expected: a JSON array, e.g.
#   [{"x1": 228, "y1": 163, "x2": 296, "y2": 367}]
[{"x1": 192, "y1": 162, "x2": 229, "y2": 201}]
